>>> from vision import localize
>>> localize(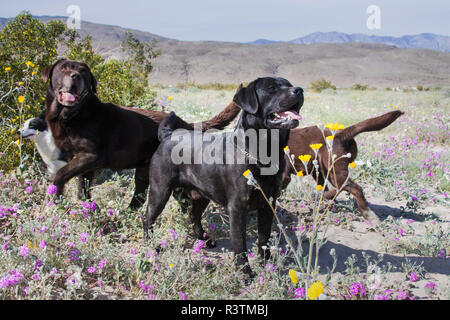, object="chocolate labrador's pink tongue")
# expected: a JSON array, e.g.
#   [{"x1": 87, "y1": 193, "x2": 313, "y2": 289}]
[
  {"x1": 279, "y1": 110, "x2": 302, "y2": 120},
  {"x1": 61, "y1": 92, "x2": 76, "y2": 104}
]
